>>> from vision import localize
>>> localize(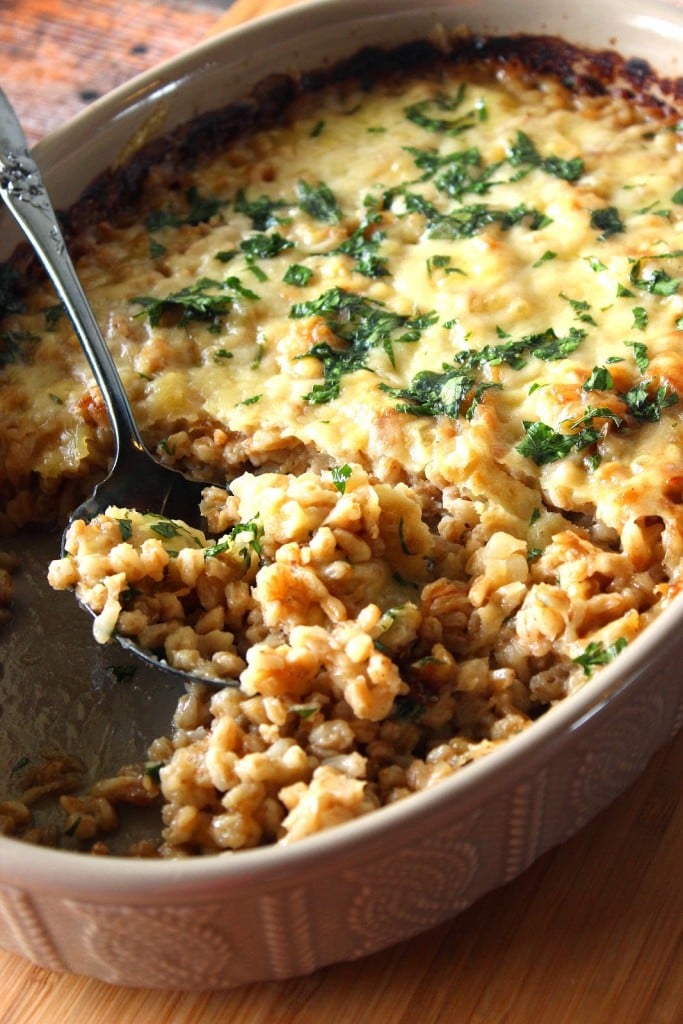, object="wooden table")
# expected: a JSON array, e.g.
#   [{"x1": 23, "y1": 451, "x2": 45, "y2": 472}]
[{"x1": 0, "y1": 2, "x2": 682, "y2": 1020}]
